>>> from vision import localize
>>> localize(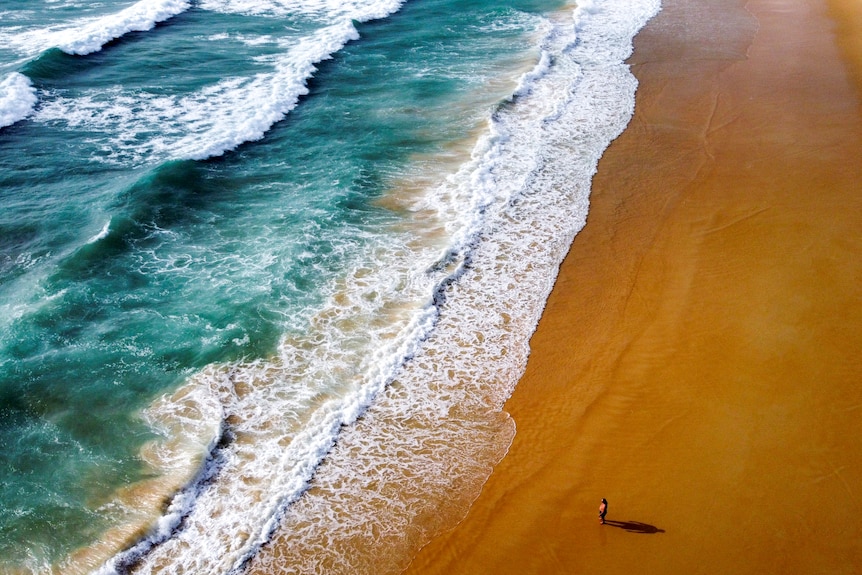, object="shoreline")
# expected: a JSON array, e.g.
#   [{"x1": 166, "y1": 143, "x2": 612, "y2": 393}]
[
  {"x1": 404, "y1": 0, "x2": 862, "y2": 572},
  {"x1": 236, "y1": 3, "x2": 658, "y2": 574}
]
